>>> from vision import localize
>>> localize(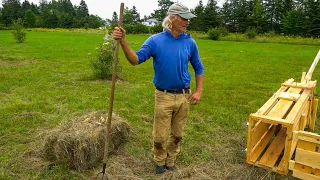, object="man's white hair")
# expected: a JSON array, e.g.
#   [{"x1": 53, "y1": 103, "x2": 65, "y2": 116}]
[{"x1": 162, "y1": 14, "x2": 177, "y2": 31}]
